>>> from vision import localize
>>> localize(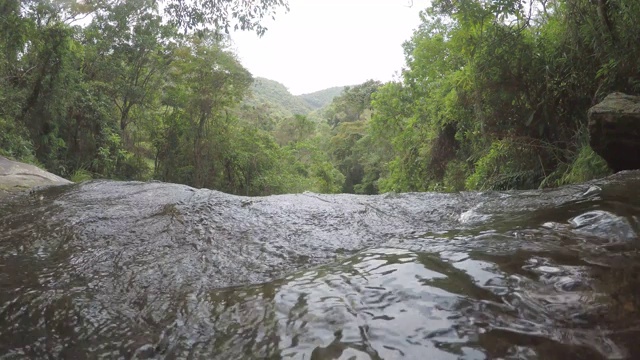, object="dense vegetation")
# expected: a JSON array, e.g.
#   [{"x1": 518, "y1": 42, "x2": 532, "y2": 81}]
[
  {"x1": 2, "y1": 0, "x2": 638, "y2": 196},
  {"x1": 0, "y1": 0, "x2": 343, "y2": 195},
  {"x1": 316, "y1": 0, "x2": 638, "y2": 193}
]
